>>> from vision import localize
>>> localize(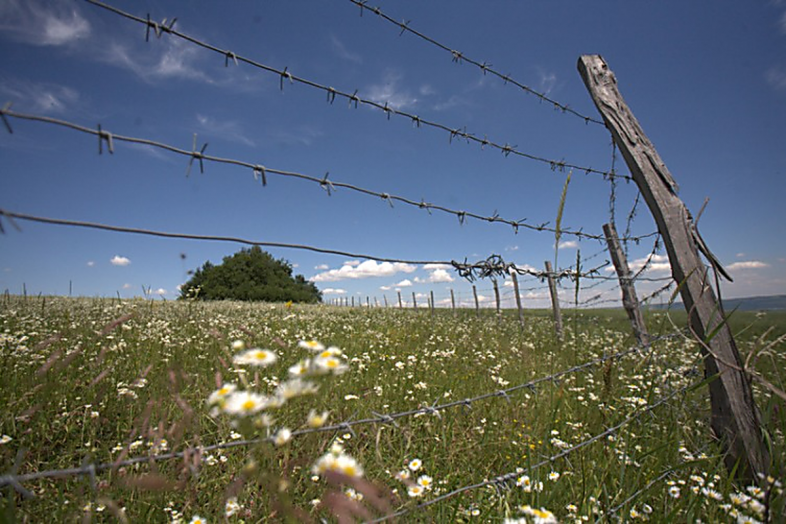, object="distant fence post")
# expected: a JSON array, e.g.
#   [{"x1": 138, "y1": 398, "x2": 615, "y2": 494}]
[
  {"x1": 383, "y1": 295, "x2": 388, "y2": 308},
  {"x1": 603, "y1": 222, "x2": 649, "y2": 345},
  {"x1": 472, "y1": 285, "x2": 480, "y2": 318},
  {"x1": 545, "y1": 261, "x2": 563, "y2": 339},
  {"x1": 351, "y1": 296, "x2": 355, "y2": 308},
  {"x1": 579, "y1": 54, "x2": 768, "y2": 480},
  {"x1": 450, "y1": 288, "x2": 456, "y2": 315},
  {"x1": 492, "y1": 279, "x2": 501, "y2": 321},
  {"x1": 412, "y1": 292, "x2": 418, "y2": 310},
  {"x1": 430, "y1": 290, "x2": 435, "y2": 317},
  {"x1": 397, "y1": 291, "x2": 403, "y2": 309},
  {"x1": 511, "y1": 271, "x2": 525, "y2": 329}
]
